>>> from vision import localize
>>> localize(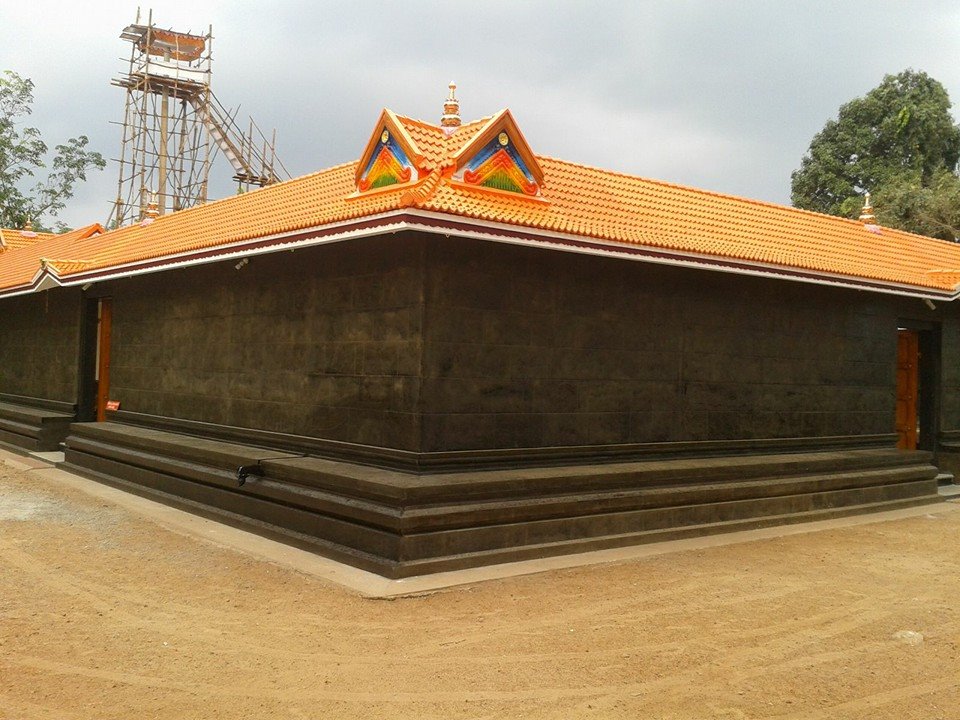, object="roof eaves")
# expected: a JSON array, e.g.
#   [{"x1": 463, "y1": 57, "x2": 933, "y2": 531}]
[{"x1": 44, "y1": 210, "x2": 415, "y2": 291}]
